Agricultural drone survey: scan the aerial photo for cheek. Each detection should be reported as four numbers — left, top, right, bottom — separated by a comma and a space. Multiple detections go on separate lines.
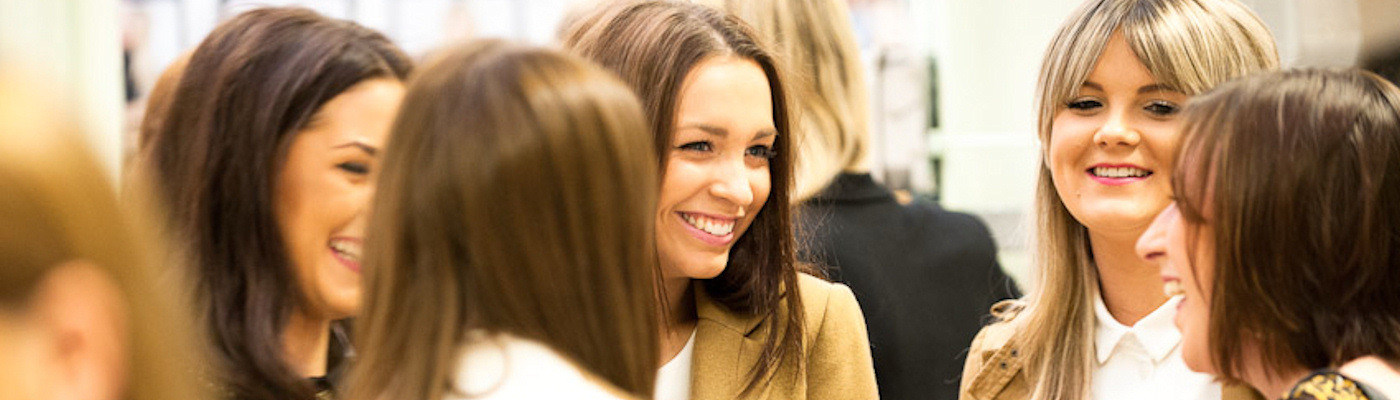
749, 165, 771, 209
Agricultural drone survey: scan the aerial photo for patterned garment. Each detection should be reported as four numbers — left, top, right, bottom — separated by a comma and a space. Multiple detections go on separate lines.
1286, 371, 1371, 400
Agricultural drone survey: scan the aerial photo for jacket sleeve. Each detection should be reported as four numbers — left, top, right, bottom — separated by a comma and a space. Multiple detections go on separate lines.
960, 325, 992, 399
805, 282, 879, 400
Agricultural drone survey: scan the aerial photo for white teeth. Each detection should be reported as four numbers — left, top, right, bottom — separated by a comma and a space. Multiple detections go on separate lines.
329, 240, 362, 261
1093, 166, 1150, 178
681, 213, 735, 236
1163, 281, 1184, 297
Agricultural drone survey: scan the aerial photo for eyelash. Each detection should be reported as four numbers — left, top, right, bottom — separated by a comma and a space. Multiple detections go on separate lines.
1067, 99, 1102, 110
337, 162, 370, 175
1145, 101, 1179, 116
675, 141, 777, 159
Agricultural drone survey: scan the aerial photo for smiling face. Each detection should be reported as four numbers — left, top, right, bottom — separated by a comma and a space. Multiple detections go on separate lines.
275, 78, 403, 320
655, 56, 778, 281
1049, 32, 1188, 236
1138, 203, 1216, 374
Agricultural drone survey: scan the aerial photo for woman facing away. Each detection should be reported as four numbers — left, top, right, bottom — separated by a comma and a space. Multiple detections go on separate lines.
960, 0, 1278, 399
344, 40, 660, 400
562, 1, 878, 399
713, 0, 1012, 399
140, 7, 411, 399
0, 72, 205, 400
1138, 69, 1400, 400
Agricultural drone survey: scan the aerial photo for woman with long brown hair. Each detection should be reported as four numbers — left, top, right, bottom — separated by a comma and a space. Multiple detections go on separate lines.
141, 7, 411, 399
345, 39, 659, 400
1137, 68, 1400, 400
562, 1, 877, 399
959, 1, 1278, 399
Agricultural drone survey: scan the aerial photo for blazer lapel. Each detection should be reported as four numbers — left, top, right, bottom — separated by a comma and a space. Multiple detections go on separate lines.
690, 282, 768, 400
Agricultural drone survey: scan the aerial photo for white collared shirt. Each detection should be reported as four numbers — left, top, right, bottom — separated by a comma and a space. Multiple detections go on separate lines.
1092, 294, 1221, 400
448, 332, 629, 400
654, 329, 696, 400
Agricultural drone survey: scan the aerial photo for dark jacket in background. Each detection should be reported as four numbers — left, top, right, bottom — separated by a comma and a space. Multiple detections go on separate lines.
797, 173, 1018, 400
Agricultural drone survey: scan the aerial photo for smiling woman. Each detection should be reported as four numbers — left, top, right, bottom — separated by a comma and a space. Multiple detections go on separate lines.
138, 7, 411, 400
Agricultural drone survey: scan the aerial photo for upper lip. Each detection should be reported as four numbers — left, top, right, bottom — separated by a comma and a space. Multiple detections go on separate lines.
678, 211, 741, 221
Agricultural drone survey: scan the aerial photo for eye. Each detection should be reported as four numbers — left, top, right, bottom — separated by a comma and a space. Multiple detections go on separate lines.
746, 144, 777, 159
1145, 100, 1179, 116
677, 141, 713, 152
1066, 98, 1103, 111
337, 162, 370, 175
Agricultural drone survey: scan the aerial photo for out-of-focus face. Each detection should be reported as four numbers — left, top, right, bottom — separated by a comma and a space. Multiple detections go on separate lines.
1137, 203, 1216, 373
275, 78, 403, 320
0, 311, 57, 400
1049, 32, 1188, 235
655, 56, 778, 282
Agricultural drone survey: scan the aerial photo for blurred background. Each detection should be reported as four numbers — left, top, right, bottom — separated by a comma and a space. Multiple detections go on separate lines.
2, 0, 1397, 289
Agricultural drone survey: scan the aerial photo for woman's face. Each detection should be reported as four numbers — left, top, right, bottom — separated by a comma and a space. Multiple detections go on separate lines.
1049, 32, 1188, 235
1137, 203, 1216, 373
655, 56, 778, 281
276, 78, 403, 320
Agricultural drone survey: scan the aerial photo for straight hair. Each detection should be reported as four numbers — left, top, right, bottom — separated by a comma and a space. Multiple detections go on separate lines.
140, 7, 411, 399
561, 0, 805, 394
1174, 68, 1400, 384
1018, 0, 1277, 398
346, 40, 660, 400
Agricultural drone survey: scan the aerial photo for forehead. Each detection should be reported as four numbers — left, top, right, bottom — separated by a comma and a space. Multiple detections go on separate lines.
674, 56, 775, 131
1082, 32, 1159, 91
302, 79, 404, 145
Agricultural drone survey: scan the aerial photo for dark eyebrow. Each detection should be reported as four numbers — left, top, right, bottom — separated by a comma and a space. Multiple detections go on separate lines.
678, 123, 778, 140
333, 141, 378, 156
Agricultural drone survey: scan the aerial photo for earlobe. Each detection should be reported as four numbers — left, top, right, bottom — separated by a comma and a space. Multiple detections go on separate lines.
32, 261, 130, 400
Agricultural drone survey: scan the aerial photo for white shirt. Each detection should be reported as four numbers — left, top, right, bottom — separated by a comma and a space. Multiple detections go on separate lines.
654, 329, 696, 400
447, 332, 629, 400
1092, 294, 1221, 400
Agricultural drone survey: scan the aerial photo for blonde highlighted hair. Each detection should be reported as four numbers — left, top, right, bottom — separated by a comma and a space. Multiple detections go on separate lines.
1018, 0, 1277, 398
716, 0, 872, 202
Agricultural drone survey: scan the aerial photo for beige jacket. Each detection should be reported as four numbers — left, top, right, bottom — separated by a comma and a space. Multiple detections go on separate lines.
959, 301, 1264, 400
689, 273, 879, 400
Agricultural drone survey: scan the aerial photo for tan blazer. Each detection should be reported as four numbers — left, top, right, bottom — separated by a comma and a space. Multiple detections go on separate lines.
689, 273, 879, 400
958, 301, 1264, 400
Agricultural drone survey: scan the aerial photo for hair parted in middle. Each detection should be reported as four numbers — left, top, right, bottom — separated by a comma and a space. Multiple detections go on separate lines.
1017, 0, 1278, 398
560, 0, 806, 393
346, 39, 660, 400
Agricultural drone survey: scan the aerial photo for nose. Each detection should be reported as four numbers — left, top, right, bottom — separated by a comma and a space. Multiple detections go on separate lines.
1136, 203, 1175, 264
1093, 108, 1142, 148
708, 157, 755, 208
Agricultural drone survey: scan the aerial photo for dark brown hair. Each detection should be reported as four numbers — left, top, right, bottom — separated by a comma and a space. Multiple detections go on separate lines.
345, 40, 659, 400
140, 7, 410, 399
561, 0, 804, 392
1174, 68, 1400, 383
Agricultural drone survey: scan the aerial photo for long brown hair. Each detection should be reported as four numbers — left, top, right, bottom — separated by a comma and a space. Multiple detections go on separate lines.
0, 74, 206, 400
346, 40, 660, 400
140, 7, 411, 399
561, 0, 804, 393
1174, 68, 1400, 383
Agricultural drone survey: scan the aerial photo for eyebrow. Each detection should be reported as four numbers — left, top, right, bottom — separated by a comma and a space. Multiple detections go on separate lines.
677, 123, 778, 140
333, 141, 378, 156
1080, 81, 1182, 95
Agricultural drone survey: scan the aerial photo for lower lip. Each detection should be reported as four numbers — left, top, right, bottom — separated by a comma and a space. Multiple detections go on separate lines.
1087, 171, 1150, 186
330, 248, 361, 273
677, 213, 735, 247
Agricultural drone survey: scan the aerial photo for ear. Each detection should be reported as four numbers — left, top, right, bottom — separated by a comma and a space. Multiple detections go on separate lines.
31, 261, 130, 400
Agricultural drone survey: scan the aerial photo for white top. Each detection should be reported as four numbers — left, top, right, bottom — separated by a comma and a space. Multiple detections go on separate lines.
447, 332, 629, 400
1091, 294, 1221, 400
653, 329, 696, 400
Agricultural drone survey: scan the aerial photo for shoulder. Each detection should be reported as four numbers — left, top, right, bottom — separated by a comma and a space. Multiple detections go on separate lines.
794, 273, 864, 338
961, 300, 1027, 393
448, 333, 636, 400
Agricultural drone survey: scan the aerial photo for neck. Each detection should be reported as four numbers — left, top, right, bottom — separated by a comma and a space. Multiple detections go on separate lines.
281, 310, 332, 378
1242, 363, 1307, 399
1089, 229, 1168, 326
658, 276, 697, 365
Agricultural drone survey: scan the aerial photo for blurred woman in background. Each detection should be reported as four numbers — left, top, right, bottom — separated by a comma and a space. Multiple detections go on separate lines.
345, 39, 660, 400
141, 7, 411, 399
0, 73, 204, 400
562, 1, 877, 399
960, 0, 1278, 399
1138, 68, 1400, 400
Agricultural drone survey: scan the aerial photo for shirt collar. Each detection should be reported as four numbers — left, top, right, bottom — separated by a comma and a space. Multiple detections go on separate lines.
1094, 293, 1183, 364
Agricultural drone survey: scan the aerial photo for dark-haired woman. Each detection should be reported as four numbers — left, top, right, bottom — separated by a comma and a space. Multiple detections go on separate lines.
1137, 68, 1400, 399
562, 1, 877, 399
140, 7, 410, 399
345, 39, 660, 400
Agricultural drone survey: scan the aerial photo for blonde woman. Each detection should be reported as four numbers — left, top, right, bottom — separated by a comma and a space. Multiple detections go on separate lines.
0, 74, 205, 400
714, 1, 1012, 399
345, 40, 659, 400
959, 0, 1277, 399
